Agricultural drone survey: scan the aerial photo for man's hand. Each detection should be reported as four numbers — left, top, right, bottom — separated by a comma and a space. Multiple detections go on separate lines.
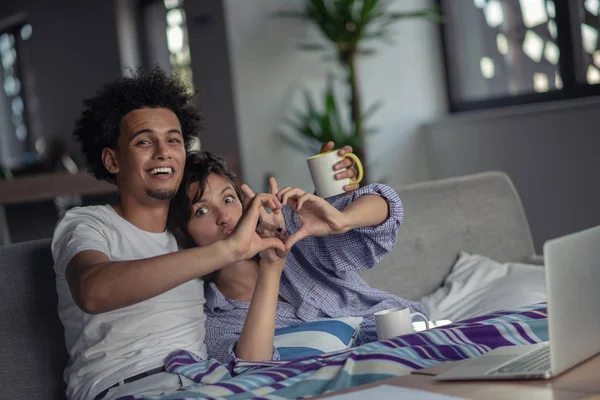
320, 141, 359, 193
277, 186, 350, 249
226, 193, 286, 261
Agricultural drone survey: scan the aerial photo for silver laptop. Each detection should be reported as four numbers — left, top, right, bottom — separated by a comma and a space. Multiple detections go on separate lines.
435, 225, 600, 381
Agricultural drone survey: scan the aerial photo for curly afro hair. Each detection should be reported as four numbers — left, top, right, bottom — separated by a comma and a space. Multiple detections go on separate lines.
73, 67, 203, 184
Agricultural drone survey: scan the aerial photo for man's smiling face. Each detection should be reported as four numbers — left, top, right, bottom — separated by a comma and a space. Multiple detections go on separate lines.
103, 107, 186, 204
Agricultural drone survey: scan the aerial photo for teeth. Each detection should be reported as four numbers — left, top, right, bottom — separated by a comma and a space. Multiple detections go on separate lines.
149, 167, 173, 175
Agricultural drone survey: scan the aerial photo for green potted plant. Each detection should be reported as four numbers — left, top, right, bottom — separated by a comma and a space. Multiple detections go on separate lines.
276, 0, 441, 183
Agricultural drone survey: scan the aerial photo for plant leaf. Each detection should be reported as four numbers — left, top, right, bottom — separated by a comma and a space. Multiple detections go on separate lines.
362, 100, 383, 121
386, 7, 444, 23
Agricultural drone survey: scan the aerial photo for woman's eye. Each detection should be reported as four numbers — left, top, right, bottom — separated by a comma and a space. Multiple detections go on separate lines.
195, 207, 209, 217
224, 195, 235, 204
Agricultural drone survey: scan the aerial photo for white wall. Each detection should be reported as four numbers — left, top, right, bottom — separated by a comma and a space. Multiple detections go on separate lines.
223, 0, 447, 192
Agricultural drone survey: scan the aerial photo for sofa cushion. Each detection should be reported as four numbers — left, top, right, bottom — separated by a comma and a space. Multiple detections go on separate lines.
0, 239, 68, 400
359, 171, 536, 300
419, 251, 546, 321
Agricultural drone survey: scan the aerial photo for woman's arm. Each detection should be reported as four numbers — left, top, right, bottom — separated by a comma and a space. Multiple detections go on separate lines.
282, 184, 403, 272
340, 194, 389, 231
235, 258, 285, 361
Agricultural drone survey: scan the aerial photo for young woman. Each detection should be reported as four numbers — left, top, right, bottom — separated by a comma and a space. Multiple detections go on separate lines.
168, 152, 424, 363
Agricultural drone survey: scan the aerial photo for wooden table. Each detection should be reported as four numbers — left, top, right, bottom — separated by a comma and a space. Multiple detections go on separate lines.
317, 354, 600, 399
0, 172, 117, 244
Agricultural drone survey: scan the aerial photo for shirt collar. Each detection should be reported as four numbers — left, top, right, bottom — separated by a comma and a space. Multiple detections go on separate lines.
204, 281, 235, 313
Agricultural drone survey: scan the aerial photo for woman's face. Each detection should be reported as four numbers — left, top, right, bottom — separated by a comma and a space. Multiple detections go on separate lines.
187, 173, 243, 247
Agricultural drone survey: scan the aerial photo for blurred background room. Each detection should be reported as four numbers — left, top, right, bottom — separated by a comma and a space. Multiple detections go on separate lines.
1, 0, 599, 254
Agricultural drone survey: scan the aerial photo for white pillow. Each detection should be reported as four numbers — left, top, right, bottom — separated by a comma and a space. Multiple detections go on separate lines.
420, 252, 546, 322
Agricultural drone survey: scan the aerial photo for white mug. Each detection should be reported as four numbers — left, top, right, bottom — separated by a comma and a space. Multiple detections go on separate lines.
374, 307, 431, 340
306, 150, 363, 198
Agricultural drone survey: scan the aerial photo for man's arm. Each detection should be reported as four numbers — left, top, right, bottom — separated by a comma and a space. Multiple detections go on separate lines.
65, 194, 286, 314
67, 242, 234, 314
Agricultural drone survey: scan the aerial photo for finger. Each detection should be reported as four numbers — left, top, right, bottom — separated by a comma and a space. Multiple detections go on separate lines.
285, 230, 307, 249
335, 168, 355, 181
261, 237, 287, 253
276, 186, 295, 203
333, 157, 353, 171
259, 206, 269, 221
242, 185, 272, 216
248, 193, 276, 211
281, 188, 306, 207
241, 184, 256, 208
255, 193, 282, 213
241, 183, 255, 198
295, 193, 314, 211
237, 195, 263, 229
269, 178, 282, 213
243, 195, 277, 229
320, 141, 334, 153
276, 186, 295, 202
269, 177, 279, 196
337, 145, 353, 157
343, 183, 360, 193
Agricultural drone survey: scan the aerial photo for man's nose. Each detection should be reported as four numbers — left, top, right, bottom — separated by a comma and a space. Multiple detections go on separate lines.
155, 141, 172, 160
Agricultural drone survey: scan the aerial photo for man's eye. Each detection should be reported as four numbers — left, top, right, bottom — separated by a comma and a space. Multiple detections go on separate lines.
137, 140, 150, 145
195, 207, 208, 217
169, 138, 181, 143
224, 195, 235, 204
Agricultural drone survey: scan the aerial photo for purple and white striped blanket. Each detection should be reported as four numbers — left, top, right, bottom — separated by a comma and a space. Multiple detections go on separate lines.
127, 303, 548, 400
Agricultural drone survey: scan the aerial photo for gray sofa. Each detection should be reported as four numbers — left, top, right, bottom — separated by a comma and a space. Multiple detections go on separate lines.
360, 171, 536, 301
0, 171, 535, 400
0, 237, 68, 400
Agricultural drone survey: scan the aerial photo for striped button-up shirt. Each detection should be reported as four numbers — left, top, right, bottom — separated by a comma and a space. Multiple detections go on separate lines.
204, 184, 424, 363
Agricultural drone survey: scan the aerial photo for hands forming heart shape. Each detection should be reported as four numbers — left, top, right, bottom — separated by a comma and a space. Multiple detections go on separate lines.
241, 177, 350, 259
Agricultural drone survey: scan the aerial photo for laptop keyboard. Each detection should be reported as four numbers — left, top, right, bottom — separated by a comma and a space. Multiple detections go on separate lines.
488, 345, 551, 374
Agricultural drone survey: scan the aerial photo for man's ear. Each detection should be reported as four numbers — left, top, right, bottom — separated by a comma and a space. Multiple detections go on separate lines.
101, 147, 120, 174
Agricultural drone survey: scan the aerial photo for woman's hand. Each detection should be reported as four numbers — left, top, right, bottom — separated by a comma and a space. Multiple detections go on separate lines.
242, 178, 289, 263
277, 186, 350, 249
225, 193, 286, 261
320, 141, 359, 193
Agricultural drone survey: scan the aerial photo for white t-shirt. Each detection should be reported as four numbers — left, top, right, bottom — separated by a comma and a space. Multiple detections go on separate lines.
51, 205, 207, 400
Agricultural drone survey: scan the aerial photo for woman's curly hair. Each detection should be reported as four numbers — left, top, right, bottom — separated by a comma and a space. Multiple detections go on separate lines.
168, 151, 243, 250
73, 67, 203, 184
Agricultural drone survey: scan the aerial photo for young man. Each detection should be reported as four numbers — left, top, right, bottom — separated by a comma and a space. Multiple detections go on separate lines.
52, 68, 358, 400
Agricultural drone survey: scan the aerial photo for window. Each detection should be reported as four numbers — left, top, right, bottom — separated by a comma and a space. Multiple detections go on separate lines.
578, 0, 600, 84
138, 0, 199, 150
440, 0, 600, 111
0, 22, 35, 169
164, 0, 194, 93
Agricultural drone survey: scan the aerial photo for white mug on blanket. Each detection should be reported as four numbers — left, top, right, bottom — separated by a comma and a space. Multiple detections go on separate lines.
374, 307, 430, 340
